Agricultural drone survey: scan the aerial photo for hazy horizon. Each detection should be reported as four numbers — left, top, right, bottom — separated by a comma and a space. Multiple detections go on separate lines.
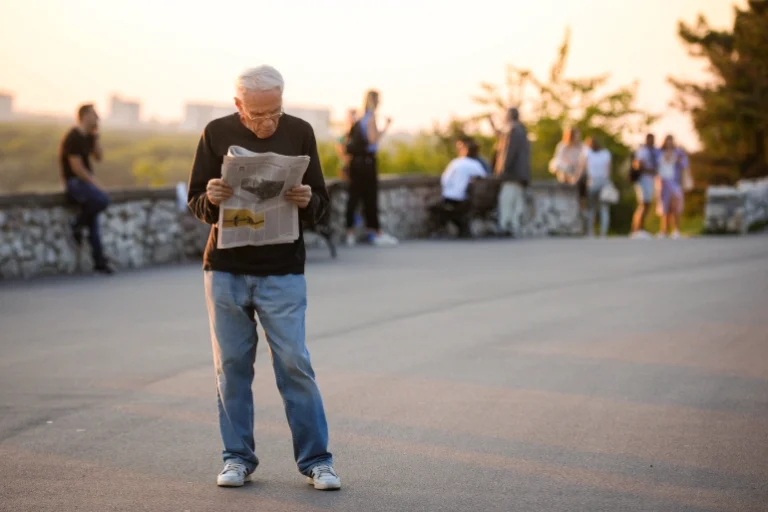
0, 0, 744, 148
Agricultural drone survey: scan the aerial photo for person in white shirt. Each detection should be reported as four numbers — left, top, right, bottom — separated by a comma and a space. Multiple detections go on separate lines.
574, 136, 612, 237
433, 136, 488, 237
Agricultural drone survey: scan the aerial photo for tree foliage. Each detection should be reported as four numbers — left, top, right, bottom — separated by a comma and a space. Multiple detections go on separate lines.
0, 122, 446, 194
471, 27, 656, 178
670, 0, 768, 180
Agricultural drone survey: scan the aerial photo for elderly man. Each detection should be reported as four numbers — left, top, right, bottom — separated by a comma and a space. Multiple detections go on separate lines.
187, 65, 340, 490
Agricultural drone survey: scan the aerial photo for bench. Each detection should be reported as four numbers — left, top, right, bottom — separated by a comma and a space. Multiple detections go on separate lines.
427, 178, 502, 238
302, 207, 337, 259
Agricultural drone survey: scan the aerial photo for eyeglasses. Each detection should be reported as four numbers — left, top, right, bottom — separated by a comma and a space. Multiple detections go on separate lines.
242, 108, 284, 123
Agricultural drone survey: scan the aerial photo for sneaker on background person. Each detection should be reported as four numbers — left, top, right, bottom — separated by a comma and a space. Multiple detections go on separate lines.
629, 230, 652, 240
370, 232, 398, 247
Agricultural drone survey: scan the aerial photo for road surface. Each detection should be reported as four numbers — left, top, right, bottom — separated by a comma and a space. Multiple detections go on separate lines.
1, 236, 767, 511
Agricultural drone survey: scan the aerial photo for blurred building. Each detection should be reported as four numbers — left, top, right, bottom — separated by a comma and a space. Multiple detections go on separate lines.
180, 102, 236, 132
284, 105, 332, 141
180, 101, 332, 140
0, 93, 13, 120
106, 94, 141, 127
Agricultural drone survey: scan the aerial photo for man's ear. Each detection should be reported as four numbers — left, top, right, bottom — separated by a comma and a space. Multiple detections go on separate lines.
233, 97, 242, 110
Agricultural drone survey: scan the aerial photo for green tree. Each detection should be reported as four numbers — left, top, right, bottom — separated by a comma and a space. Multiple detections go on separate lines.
132, 156, 167, 187
472, 27, 656, 178
669, 0, 768, 181
470, 28, 658, 233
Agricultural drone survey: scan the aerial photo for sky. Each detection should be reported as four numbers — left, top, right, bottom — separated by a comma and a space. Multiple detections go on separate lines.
0, 0, 744, 149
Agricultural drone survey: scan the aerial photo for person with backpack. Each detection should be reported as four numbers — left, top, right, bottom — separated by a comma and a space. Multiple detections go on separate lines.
343, 89, 398, 247
335, 109, 357, 182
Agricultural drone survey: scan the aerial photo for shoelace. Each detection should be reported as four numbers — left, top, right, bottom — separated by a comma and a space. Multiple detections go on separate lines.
222, 462, 247, 475
312, 464, 336, 478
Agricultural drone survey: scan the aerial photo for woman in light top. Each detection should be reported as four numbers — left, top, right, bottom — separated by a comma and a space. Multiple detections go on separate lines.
549, 127, 587, 199
575, 136, 612, 237
656, 135, 689, 239
344, 89, 398, 247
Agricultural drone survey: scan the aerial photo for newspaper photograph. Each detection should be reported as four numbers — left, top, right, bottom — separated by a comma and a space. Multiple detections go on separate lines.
216, 146, 310, 249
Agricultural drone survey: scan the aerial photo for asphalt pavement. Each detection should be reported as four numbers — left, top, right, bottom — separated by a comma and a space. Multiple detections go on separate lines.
1, 235, 767, 511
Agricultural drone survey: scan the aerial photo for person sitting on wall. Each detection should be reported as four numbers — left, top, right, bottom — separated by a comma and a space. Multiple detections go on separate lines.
58, 103, 114, 274
429, 136, 488, 238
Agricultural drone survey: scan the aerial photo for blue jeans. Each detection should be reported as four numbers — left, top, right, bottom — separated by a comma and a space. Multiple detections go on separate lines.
65, 178, 110, 265
203, 271, 332, 475
586, 185, 610, 237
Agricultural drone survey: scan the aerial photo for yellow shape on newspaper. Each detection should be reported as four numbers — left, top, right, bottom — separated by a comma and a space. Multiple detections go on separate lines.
221, 209, 265, 230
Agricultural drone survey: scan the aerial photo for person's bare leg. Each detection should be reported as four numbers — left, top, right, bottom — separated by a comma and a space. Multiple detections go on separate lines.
659, 213, 669, 236
670, 196, 681, 236
639, 203, 649, 231
670, 214, 679, 233
631, 204, 644, 233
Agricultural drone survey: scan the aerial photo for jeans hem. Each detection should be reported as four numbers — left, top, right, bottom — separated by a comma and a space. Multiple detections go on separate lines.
303, 458, 334, 477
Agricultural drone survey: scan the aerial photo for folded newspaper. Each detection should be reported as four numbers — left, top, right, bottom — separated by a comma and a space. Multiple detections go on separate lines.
216, 146, 310, 249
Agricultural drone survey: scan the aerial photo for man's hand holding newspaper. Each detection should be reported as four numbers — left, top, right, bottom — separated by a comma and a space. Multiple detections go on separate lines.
283, 184, 312, 208
214, 146, 310, 249
206, 178, 233, 205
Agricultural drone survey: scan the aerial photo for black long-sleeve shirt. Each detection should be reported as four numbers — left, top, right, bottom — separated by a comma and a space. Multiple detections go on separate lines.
187, 113, 329, 276
497, 122, 531, 186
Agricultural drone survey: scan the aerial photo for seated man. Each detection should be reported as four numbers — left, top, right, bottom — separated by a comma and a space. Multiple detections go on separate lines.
431, 136, 488, 238
59, 103, 113, 274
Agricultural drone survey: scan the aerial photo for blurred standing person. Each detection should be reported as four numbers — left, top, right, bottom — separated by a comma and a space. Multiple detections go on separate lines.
630, 133, 659, 239
549, 127, 587, 200
343, 89, 398, 247
58, 103, 113, 274
493, 107, 531, 237
576, 136, 612, 237
656, 135, 689, 239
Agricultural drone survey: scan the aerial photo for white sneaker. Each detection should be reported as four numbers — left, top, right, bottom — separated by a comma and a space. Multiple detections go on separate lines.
307, 463, 341, 490
217, 462, 252, 487
345, 233, 356, 247
656, 232, 667, 239
670, 230, 681, 240
630, 230, 651, 240
372, 232, 398, 247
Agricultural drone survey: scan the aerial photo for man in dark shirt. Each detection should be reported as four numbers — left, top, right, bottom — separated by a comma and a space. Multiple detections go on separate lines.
493, 107, 531, 237
59, 103, 112, 273
187, 65, 340, 490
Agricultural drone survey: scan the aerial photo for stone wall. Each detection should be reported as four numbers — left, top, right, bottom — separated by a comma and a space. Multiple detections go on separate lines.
0, 189, 209, 279
0, 175, 582, 280
327, 176, 583, 240
704, 177, 768, 234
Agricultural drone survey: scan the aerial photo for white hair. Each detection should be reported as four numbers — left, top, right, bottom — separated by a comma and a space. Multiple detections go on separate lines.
235, 65, 284, 96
